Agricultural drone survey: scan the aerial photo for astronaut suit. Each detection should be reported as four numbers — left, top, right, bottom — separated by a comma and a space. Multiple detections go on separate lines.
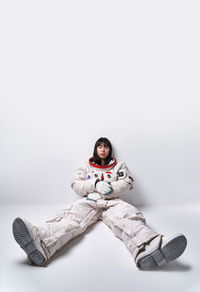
17, 157, 164, 268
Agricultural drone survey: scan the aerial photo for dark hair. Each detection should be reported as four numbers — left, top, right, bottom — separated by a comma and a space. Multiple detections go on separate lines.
91, 137, 113, 166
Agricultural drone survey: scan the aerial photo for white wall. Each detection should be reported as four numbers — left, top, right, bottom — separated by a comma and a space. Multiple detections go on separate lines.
1, 0, 200, 206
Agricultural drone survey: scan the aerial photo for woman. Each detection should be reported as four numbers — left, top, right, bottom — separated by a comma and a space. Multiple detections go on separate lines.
12, 137, 187, 270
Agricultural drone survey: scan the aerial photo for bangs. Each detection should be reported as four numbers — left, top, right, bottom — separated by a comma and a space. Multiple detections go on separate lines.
96, 139, 110, 147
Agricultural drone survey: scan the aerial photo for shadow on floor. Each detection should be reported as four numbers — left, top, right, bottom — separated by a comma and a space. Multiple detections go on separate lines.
144, 260, 192, 272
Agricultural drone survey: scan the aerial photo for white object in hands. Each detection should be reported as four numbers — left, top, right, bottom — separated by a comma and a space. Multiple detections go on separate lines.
96, 181, 112, 195
87, 192, 102, 201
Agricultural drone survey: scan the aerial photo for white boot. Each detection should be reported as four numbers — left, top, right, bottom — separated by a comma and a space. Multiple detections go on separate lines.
137, 233, 187, 270
12, 217, 47, 266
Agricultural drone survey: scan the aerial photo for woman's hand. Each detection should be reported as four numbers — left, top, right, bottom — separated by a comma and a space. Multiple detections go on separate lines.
87, 192, 102, 201
95, 181, 113, 195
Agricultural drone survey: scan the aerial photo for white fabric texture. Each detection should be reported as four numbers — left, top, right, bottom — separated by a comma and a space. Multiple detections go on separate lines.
70, 159, 134, 199
87, 192, 102, 201
95, 181, 112, 195
34, 158, 162, 265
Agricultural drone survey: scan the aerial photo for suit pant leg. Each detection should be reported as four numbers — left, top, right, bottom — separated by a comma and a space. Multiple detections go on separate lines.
101, 199, 162, 265
36, 198, 99, 259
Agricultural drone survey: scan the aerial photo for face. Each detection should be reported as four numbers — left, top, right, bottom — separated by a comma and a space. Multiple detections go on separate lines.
96, 142, 110, 160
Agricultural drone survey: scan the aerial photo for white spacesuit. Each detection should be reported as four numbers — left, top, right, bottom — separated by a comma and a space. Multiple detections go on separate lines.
12, 157, 187, 269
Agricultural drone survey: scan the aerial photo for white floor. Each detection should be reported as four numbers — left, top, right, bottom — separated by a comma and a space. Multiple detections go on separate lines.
1, 203, 200, 292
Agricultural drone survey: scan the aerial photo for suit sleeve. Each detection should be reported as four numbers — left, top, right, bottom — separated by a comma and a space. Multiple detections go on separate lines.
70, 164, 99, 197
102, 162, 134, 199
